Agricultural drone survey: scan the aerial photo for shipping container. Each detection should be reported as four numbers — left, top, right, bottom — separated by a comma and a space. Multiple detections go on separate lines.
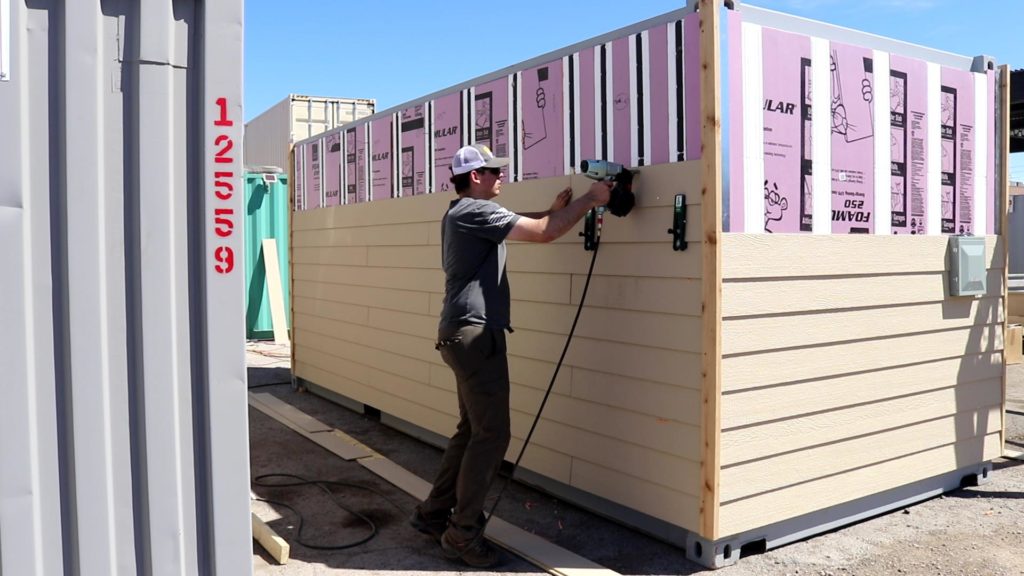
244, 93, 375, 173
0, 1, 251, 575
245, 170, 291, 340
289, 0, 1012, 569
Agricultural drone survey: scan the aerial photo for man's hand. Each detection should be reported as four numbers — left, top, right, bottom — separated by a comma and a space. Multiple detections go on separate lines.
508, 180, 614, 244
549, 187, 573, 213
586, 180, 613, 208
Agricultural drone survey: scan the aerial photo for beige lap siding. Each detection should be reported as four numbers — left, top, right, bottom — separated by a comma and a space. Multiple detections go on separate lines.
292, 161, 706, 532
718, 234, 1005, 537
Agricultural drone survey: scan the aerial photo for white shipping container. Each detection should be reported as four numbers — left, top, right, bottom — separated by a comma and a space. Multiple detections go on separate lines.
0, 2, 251, 575
244, 93, 375, 171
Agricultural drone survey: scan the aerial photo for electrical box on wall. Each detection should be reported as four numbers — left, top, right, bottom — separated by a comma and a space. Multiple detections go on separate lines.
948, 236, 987, 297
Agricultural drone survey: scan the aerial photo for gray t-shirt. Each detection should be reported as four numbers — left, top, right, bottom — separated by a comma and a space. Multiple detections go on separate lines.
439, 197, 521, 331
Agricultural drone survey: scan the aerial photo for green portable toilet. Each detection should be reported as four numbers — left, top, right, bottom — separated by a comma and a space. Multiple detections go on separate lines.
244, 169, 290, 340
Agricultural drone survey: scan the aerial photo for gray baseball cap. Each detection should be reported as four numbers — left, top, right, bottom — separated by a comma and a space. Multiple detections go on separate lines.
451, 144, 510, 175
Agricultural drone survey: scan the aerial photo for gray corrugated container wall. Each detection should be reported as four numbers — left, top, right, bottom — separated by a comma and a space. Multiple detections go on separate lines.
0, 2, 251, 575
243, 94, 375, 171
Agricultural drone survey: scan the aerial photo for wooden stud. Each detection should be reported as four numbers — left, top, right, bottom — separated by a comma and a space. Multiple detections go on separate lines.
698, 0, 723, 542
1000, 65, 1011, 454
262, 238, 290, 344
251, 511, 290, 564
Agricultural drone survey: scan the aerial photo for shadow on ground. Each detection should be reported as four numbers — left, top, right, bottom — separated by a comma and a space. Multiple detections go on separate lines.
247, 365, 704, 575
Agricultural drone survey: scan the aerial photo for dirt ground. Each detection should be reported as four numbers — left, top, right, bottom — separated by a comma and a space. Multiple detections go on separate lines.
247, 342, 1024, 575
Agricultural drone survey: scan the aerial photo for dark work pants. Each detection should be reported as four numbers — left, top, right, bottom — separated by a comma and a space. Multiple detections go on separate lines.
420, 324, 511, 533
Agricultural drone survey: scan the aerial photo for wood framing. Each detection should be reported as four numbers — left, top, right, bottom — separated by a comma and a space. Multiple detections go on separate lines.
698, 0, 723, 542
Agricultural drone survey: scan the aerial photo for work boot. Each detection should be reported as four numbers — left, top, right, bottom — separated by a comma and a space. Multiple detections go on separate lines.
440, 526, 502, 568
409, 507, 449, 542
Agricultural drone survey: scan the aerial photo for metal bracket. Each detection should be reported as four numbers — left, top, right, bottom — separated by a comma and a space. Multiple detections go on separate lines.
667, 194, 688, 251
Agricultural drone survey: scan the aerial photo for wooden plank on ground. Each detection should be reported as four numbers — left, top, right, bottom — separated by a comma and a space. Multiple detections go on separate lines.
251, 392, 331, 433
358, 455, 620, 576
250, 391, 621, 576
262, 238, 290, 345
252, 512, 290, 564
486, 517, 620, 576
358, 456, 431, 500
307, 430, 375, 461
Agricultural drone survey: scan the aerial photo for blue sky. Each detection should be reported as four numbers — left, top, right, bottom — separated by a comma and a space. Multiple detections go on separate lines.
244, 0, 1022, 180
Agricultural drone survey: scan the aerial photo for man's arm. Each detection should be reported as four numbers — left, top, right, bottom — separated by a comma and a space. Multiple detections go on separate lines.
506, 181, 612, 243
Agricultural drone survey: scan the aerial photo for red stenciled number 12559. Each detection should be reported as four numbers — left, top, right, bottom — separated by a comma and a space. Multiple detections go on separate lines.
213, 97, 236, 274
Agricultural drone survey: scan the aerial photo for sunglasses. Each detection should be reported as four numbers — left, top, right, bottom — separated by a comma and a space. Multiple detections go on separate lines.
476, 167, 503, 176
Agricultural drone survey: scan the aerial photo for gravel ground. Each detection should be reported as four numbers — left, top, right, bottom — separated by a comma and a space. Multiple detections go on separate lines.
247, 342, 1024, 575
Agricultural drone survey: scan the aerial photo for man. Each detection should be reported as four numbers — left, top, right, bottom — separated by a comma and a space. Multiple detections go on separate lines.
409, 144, 612, 568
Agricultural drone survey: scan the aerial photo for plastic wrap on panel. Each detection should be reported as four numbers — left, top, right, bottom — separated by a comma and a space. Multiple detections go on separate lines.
939, 67, 976, 236
345, 127, 358, 203
306, 139, 322, 210
829, 41, 876, 233
726, 9, 998, 235
355, 123, 369, 203
370, 116, 394, 200
761, 27, 812, 234
520, 59, 565, 180
889, 55, 930, 235
432, 91, 463, 193
400, 104, 429, 196
324, 132, 342, 206
294, 142, 306, 210
471, 76, 511, 160
291, 8, 703, 210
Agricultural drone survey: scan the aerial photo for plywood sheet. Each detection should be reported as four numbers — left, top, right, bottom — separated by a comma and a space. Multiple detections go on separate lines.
510, 242, 701, 279
722, 324, 1003, 390
292, 296, 370, 326
507, 327, 701, 387
570, 276, 703, 316
295, 328, 432, 384
292, 222, 432, 247
722, 352, 1002, 426
721, 407, 1001, 501
295, 314, 439, 365
722, 379, 1002, 464
293, 266, 444, 291
512, 300, 701, 352
723, 270, 1004, 317
722, 234, 1004, 279
570, 459, 701, 531
723, 298, 1003, 354
719, 433, 1002, 536
571, 368, 702, 425
291, 246, 369, 266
